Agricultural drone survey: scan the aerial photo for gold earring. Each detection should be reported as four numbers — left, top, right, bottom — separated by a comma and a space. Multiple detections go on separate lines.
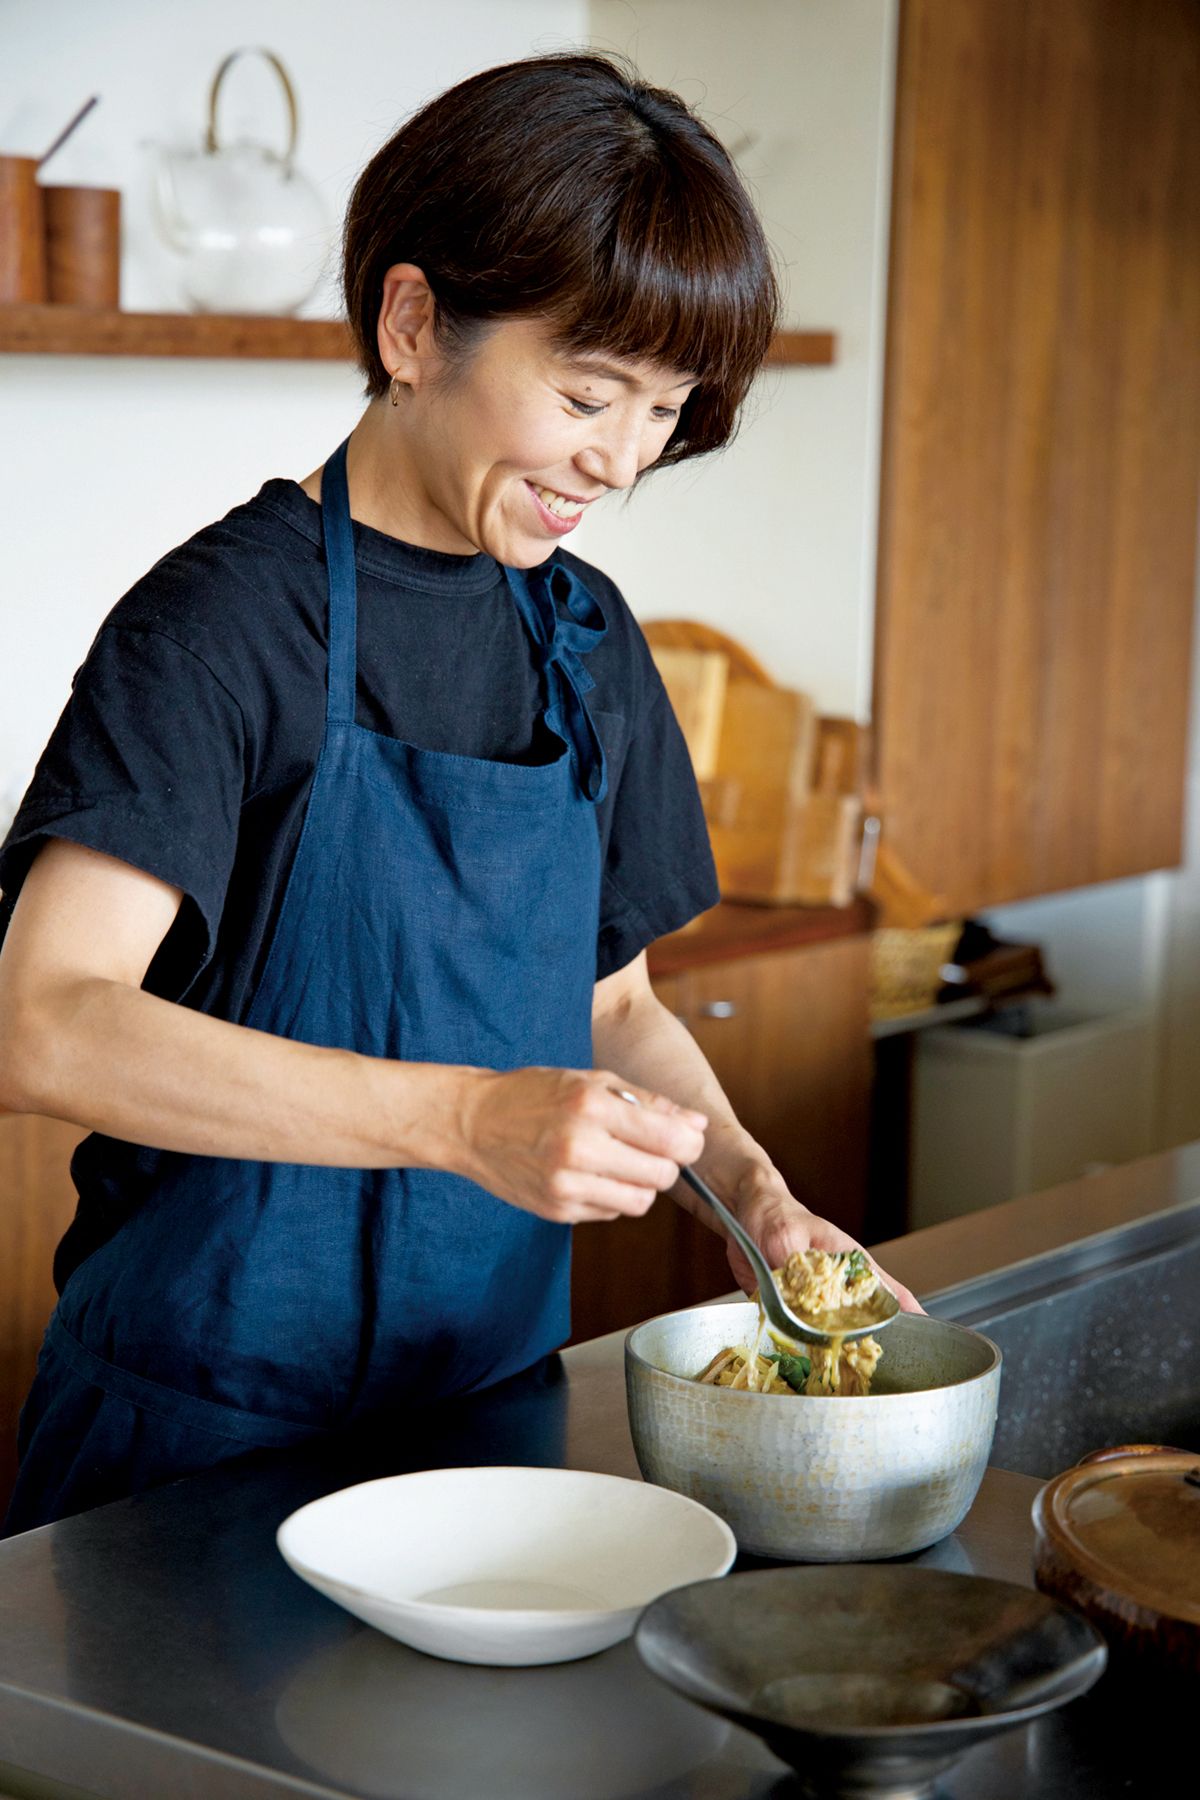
389, 372, 405, 406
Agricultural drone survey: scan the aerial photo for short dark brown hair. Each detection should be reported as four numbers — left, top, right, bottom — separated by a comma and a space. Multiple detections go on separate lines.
342, 52, 780, 470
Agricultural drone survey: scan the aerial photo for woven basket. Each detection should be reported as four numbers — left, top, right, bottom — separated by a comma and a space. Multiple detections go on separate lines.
869, 922, 963, 1021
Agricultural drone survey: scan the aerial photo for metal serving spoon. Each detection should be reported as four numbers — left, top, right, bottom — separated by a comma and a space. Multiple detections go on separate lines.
613, 1088, 899, 1349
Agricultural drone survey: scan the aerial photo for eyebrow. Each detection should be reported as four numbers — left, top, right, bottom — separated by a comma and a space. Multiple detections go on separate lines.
566, 357, 698, 392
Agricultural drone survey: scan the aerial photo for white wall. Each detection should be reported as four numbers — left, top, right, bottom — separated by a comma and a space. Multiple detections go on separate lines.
582, 0, 899, 717
982, 880, 1165, 1018
2, 0, 898, 819
2, 0, 896, 792
0, 0, 588, 820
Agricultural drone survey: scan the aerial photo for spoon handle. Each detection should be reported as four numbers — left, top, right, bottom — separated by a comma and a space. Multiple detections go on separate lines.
609, 1091, 747, 1249
610, 1087, 822, 1344
676, 1166, 768, 1279
39, 95, 99, 171
674, 1166, 824, 1344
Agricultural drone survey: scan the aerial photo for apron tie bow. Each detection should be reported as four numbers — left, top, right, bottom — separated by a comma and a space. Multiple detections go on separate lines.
506, 559, 609, 804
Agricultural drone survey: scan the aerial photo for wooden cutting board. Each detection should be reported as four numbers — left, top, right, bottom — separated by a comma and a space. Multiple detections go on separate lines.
814, 717, 870, 796
707, 683, 851, 904
644, 619, 866, 906
648, 646, 728, 781
642, 618, 776, 686
780, 792, 864, 907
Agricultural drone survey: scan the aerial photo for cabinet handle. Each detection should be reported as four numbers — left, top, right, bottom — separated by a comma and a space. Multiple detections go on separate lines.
698, 999, 738, 1020
858, 813, 881, 892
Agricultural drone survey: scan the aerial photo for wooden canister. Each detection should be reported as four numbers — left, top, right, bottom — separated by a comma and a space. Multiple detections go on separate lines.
0, 155, 47, 302
1032, 1446, 1200, 1702
43, 185, 121, 306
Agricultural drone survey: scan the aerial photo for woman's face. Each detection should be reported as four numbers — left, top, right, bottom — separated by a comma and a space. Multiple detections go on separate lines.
391, 313, 698, 567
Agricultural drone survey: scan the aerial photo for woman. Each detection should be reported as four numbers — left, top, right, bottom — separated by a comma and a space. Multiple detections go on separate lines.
0, 52, 918, 1535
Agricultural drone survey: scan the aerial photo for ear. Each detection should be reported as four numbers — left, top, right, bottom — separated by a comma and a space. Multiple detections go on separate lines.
377, 263, 438, 390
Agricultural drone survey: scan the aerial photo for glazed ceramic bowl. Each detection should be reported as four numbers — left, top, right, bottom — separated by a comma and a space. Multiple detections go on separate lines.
635, 1566, 1107, 1800
277, 1465, 736, 1666
625, 1302, 1001, 1561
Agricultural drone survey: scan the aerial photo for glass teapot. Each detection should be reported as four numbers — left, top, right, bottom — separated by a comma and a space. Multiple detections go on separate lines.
149, 47, 329, 315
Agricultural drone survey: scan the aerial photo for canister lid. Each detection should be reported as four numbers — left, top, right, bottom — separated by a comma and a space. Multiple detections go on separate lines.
1033, 1447, 1200, 1624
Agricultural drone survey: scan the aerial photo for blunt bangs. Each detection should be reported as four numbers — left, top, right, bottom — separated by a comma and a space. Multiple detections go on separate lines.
343, 52, 780, 468
541, 155, 779, 470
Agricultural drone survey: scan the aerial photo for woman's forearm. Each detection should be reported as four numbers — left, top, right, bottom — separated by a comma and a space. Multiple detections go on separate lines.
0, 843, 708, 1220
1, 972, 471, 1170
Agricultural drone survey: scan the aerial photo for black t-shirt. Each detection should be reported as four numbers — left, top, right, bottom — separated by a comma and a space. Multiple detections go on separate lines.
0, 477, 718, 1027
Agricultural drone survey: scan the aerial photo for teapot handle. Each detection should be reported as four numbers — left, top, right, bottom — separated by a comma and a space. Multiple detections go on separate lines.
205, 46, 300, 167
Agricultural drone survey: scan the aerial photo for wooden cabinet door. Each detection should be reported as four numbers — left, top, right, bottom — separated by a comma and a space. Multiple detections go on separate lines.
874, 0, 1200, 912
681, 937, 870, 1237
0, 1115, 85, 1518
569, 938, 871, 1344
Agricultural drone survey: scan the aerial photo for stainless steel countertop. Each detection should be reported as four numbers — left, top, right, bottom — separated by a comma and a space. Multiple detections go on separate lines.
7, 1146, 1200, 1799
0, 1340, 1173, 1800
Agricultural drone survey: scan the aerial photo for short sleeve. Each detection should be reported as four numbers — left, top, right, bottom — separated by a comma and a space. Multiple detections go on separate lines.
596, 674, 719, 979
0, 625, 246, 966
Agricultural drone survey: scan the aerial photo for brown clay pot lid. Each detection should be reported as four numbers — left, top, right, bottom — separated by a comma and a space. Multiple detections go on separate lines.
1033, 1446, 1200, 1625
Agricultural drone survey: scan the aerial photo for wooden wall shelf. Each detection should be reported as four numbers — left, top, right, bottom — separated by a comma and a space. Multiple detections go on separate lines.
772, 330, 836, 366
0, 305, 836, 366
0, 306, 350, 361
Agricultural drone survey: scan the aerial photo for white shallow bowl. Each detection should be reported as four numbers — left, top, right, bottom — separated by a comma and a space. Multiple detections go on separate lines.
627, 1303, 1001, 1562
277, 1465, 736, 1666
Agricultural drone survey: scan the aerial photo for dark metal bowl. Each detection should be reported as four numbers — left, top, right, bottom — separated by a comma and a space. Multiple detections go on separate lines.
635, 1566, 1106, 1800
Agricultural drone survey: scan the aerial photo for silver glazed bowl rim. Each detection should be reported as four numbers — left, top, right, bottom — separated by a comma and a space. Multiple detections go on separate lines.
625, 1301, 1002, 1401
625, 1304, 1003, 1562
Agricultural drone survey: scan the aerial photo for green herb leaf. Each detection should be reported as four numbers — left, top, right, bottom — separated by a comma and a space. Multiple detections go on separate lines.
774, 1353, 812, 1392
844, 1249, 869, 1283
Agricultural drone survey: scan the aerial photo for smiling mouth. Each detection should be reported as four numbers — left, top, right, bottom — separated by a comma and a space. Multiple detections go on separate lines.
527, 482, 591, 520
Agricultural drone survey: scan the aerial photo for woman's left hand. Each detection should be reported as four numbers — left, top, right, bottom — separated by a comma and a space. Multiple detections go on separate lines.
726, 1167, 925, 1317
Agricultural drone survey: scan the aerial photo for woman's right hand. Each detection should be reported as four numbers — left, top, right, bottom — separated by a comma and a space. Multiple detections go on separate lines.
452, 1067, 707, 1223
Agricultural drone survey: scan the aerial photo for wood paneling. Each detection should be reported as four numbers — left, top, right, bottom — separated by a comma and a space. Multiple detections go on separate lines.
570, 936, 872, 1343
0, 306, 838, 367
682, 936, 871, 1228
874, 0, 1200, 913
0, 1116, 85, 1517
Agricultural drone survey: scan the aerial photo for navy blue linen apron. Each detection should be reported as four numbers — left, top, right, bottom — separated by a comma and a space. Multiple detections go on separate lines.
4, 439, 608, 1535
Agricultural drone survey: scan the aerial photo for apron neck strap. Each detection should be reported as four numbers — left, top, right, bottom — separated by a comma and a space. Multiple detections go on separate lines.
319, 445, 608, 803
320, 438, 358, 726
